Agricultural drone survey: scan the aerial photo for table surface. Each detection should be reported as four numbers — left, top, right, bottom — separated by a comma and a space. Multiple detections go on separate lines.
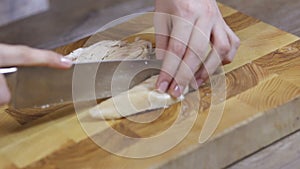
1, 0, 299, 48
219, 1, 300, 168
0, 2, 299, 169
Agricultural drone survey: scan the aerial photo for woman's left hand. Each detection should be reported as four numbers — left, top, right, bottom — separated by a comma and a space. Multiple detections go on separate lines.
154, 0, 240, 97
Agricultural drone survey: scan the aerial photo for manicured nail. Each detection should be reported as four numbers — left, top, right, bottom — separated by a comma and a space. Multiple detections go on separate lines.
158, 81, 169, 93
171, 85, 183, 98
60, 57, 73, 66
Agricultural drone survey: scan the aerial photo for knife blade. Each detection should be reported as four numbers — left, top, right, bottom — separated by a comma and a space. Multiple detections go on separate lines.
4, 59, 162, 109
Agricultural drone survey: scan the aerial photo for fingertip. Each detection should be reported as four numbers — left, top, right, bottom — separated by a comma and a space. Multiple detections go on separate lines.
46, 51, 73, 69
168, 82, 184, 98
59, 57, 73, 68
50, 51, 69, 65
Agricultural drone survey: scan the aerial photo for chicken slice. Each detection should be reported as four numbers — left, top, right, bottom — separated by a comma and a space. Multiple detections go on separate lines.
66, 39, 152, 62
89, 76, 188, 120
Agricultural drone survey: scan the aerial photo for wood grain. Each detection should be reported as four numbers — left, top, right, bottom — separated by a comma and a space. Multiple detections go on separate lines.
253, 40, 300, 74
224, 22, 299, 72
237, 77, 300, 111
224, 12, 260, 32
0, 3, 299, 169
159, 98, 300, 169
279, 65, 300, 88
225, 63, 274, 99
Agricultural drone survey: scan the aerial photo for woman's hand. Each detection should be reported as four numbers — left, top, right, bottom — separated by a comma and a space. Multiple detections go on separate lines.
154, 0, 240, 97
0, 44, 72, 105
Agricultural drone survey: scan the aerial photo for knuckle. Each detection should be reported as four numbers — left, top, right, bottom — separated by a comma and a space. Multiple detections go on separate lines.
177, 1, 195, 17
234, 36, 241, 48
205, 5, 217, 17
198, 68, 209, 80
187, 52, 199, 64
192, 47, 206, 60
169, 41, 186, 57
216, 42, 231, 56
176, 64, 197, 84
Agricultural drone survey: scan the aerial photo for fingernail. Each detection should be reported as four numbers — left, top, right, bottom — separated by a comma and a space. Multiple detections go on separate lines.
158, 81, 169, 93
171, 85, 184, 98
60, 57, 73, 66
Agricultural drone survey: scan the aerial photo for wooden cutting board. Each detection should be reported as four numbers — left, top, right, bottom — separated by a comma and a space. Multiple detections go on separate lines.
0, 3, 299, 169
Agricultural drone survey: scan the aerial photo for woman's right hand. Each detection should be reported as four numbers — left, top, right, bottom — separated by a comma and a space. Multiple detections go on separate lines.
0, 44, 73, 105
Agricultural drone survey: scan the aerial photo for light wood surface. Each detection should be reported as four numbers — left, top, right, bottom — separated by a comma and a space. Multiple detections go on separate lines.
218, 0, 300, 37
227, 130, 300, 169
0, 3, 299, 169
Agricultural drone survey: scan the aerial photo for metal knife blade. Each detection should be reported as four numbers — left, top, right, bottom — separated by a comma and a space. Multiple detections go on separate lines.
5, 59, 162, 109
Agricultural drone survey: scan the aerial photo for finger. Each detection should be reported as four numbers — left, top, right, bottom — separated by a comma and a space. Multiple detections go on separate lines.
211, 25, 231, 62
154, 12, 171, 60
169, 18, 212, 97
192, 25, 231, 88
156, 16, 194, 93
193, 48, 222, 88
0, 74, 11, 106
0, 44, 72, 68
222, 27, 240, 65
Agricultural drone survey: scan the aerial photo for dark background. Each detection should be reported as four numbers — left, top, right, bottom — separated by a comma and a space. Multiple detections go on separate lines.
0, 0, 299, 49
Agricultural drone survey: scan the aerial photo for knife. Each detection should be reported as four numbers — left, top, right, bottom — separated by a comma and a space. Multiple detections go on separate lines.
2, 59, 162, 109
